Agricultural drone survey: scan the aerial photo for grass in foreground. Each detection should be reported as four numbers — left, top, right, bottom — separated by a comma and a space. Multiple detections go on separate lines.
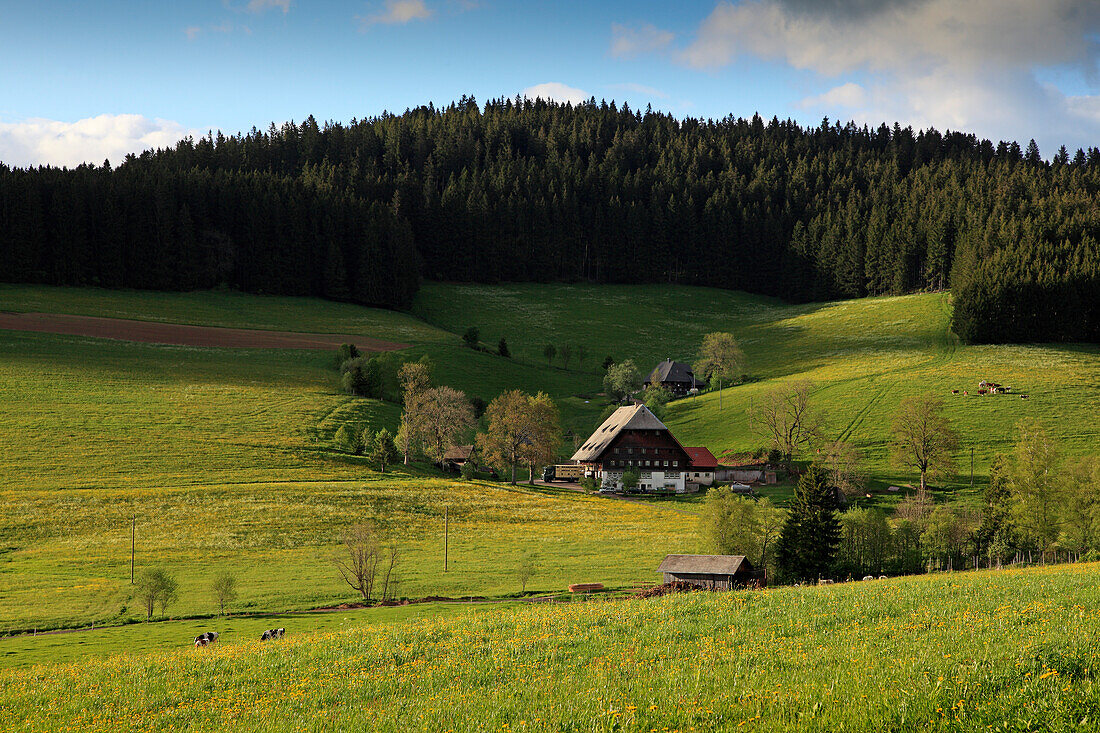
4, 563, 1099, 731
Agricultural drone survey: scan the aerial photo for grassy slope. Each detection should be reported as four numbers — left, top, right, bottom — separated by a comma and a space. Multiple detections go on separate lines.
414, 282, 1100, 495
5, 564, 1099, 732
0, 285, 659, 640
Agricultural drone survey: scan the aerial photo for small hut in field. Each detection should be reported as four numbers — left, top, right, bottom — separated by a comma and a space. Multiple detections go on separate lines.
656, 554, 761, 589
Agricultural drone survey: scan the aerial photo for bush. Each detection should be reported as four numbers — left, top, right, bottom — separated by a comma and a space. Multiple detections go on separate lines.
579, 476, 600, 492
335, 343, 360, 369
498, 338, 510, 358
462, 327, 480, 348
342, 357, 382, 398
460, 461, 478, 480
470, 396, 487, 419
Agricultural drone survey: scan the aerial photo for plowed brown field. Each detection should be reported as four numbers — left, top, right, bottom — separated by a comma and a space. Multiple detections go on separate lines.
0, 312, 409, 351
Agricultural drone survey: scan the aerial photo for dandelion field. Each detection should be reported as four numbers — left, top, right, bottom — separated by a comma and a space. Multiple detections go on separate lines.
4, 564, 1100, 732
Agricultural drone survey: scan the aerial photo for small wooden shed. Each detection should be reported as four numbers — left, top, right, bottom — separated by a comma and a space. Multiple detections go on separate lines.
656, 554, 760, 589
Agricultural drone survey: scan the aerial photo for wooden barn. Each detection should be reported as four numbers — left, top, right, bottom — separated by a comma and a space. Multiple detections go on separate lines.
657, 554, 760, 589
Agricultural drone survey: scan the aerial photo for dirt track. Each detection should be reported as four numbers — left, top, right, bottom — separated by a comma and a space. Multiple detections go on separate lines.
0, 312, 410, 351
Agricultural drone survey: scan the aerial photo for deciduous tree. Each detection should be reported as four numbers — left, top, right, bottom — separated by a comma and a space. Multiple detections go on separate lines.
398, 358, 433, 465
694, 332, 745, 409
603, 359, 641, 404
135, 568, 179, 620
478, 390, 560, 484
890, 395, 958, 496
751, 381, 822, 465
210, 571, 237, 616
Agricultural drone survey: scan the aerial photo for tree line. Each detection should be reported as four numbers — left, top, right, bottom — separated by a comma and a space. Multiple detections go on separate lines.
2, 97, 1097, 341
0, 163, 420, 309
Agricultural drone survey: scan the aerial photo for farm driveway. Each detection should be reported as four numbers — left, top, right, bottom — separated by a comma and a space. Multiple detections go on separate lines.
0, 312, 409, 351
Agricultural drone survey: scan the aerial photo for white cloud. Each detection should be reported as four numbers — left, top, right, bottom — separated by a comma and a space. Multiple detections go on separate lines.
360, 0, 433, 27
610, 23, 674, 58
609, 82, 669, 100
798, 82, 867, 109
184, 25, 202, 40
247, 0, 292, 13
0, 114, 199, 169
678, 0, 1100, 151
521, 82, 589, 106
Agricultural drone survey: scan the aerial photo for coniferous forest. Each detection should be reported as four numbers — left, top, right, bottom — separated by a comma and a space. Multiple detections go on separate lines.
1, 97, 1097, 342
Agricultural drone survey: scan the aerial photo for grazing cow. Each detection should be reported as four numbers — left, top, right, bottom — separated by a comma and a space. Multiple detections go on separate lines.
194, 631, 219, 647
260, 628, 286, 641
862, 575, 875, 581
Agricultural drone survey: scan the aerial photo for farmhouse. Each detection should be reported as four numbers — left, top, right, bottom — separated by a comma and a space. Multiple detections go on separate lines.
684, 446, 718, 486
643, 359, 707, 397
571, 404, 693, 492
657, 554, 760, 589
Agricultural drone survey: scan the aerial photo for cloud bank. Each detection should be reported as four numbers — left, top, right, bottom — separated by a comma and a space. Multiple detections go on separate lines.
521, 82, 589, 106
0, 114, 198, 168
676, 0, 1100, 152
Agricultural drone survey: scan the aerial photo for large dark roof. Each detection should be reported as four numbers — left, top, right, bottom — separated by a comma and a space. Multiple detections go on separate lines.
657, 554, 753, 575
645, 359, 704, 387
570, 404, 669, 462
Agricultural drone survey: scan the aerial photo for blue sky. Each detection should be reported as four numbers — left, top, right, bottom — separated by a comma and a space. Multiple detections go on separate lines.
2, 0, 1099, 166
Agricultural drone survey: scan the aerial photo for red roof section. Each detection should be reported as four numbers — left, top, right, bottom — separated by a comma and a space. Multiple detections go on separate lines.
684, 447, 718, 469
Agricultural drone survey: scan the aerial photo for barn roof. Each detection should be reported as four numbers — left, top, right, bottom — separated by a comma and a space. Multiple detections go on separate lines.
684, 446, 718, 469
645, 359, 704, 387
570, 404, 670, 462
657, 554, 753, 575
443, 444, 475, 462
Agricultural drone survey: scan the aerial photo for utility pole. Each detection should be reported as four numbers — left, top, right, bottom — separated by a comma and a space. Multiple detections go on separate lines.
444, 506, 449, 573
130, 516, 136, 584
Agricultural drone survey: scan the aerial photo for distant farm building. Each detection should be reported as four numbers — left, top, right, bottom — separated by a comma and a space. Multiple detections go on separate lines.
643, 359, 707, 397
571, 404, 692, 493
657, 554, 761, 589
684, 446, 718, 487
442, 444, 477, 472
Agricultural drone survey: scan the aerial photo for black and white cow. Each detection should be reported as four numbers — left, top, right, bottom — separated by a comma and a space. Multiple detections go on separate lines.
260, 628, 285, 641
194, 631, 219, 647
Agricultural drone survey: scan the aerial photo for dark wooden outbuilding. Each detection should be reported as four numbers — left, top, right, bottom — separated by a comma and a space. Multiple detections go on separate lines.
656, 554, 761, 589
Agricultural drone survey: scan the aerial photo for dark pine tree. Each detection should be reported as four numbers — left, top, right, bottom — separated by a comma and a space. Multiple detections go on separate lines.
776, 465, 842, 583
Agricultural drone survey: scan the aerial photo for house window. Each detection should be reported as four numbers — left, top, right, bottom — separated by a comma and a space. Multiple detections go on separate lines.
664, 460, 669, 467
645, 460, 651, 467
673, 461, 679, 468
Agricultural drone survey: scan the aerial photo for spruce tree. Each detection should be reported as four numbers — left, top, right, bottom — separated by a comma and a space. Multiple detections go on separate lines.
776, 465, 841, 583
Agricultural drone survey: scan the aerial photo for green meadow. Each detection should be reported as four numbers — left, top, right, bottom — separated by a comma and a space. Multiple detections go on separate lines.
414, 282, 1100, 490
1, 281, 1097, 669
4, 563, 1099, 732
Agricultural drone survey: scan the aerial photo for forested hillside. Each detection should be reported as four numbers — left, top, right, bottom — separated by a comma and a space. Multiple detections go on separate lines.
1, 97, 1097, 341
